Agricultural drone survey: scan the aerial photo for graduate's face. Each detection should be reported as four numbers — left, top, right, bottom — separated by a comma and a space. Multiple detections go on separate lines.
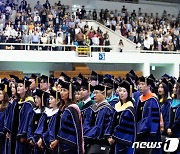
11, 83, 16, 96
158, 84, 165, 96
94, 90, 105, 103
57, 84, 62, 92
35, 95, 41, 107
119, 87, 128, 101
107, 89, 113, 97
49, 96, 58, 108
80, 88, 89, 100
0, 90, 4, 101
139, 82, 148, 94
29, 78, 36, 90
173, 84, 176, 94
40, 80, 48, 91
74, 91, 81, 102
60, 88, 69, 100
90, 80, 98, 87
17, 83, 27, 95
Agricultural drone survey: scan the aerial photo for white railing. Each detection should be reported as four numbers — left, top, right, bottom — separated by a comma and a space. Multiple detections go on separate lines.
0, 43, 179, 56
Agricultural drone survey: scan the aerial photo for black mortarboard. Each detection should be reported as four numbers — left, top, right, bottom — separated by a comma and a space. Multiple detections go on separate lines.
30, 74, 39, 86
73, 81, 81, 91
40, 75, 52, 83
80, 80, 89, 90
119, 80, 131, 92
89, 71, 98, 81
77, 73, 84, 81
17, 79, 32, 87
139, 76, 155, 90
103, 78, 113, 89
50, 89, 61, 100
0, 83, 6, 92
162, 74, 170, 79
9, 75, 19, 82
60, 72, 71, 82
94, 84, 105, 91
161, 78, 169, 87
1, 78, 9, 85
59, 80, 76, 99
169, 77, 176, 85
149, 74, 156, 82
126, 70, 136, 80
34, 89, 44, 98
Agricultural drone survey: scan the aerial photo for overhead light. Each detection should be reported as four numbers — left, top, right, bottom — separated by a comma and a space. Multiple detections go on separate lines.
152, 66, 155, 71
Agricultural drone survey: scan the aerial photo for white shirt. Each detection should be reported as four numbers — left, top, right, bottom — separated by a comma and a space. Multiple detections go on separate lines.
45, 108, 59, 117
82, 97, 91, 105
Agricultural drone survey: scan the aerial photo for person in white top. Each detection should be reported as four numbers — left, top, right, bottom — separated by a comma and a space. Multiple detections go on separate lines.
144, 37, 150, 50
56, 33, 64, 51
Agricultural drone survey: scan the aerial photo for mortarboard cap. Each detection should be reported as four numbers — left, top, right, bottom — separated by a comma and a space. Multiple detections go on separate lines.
17, 79, 32, 88
139, 76, 155, 90
60, 72, 71, 82
50, 89, 61, 100
94, 84, 105, 91
40, 75, 52, 83
77, 73, 84, 81
148, 74, 156, 82
119, 80, 132, 96
9, 75, 19, 82
0, 83, 6, 92
89, 71, 98, 81
162, 74, 170, 79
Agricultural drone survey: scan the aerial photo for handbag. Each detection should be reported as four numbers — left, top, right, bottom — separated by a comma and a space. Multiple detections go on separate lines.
86, 144, 110, 154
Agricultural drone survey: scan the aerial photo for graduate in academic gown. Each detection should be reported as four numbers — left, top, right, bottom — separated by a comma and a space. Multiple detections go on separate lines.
0, 84, 9, 154
36, 89, 61, 154
55, 80, 84, 154
167, 80, 180, 144
29, 74, 39, 97
110, 80, 136, 154
103, 76, 119, 107
136, 76, 161, 154
27, 89, 49, 154
157, 78, 172, 137
78, 79, 95, 111
4, 79, 35, 154
83, 84, 115, 154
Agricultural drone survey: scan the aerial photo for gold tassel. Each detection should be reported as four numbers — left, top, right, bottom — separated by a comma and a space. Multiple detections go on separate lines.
36, 77, 38, 87
104, 86, 106, 98
69, 83, 72, 100
42, 92, 44, 107
4, 85, 7, 93
88, 83, 91, 93
130, 85, 132, 98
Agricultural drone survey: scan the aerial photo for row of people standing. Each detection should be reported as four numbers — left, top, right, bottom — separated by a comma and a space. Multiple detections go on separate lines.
0, 70, 180, 154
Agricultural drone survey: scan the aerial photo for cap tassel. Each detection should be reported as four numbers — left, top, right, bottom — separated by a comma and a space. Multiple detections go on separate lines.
42, 92, 44, 107
130, 85, 132, 98
48, 77, 49, 85
36, 77, 39, 87
145, 77, 147, 85
4, 85, 7, 93
104, 86, 107, 98
69, 83, 72, 100
88, 83, 91, 93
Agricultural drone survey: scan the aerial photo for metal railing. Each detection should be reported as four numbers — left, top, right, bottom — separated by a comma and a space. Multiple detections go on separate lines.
0, 43, 179, 56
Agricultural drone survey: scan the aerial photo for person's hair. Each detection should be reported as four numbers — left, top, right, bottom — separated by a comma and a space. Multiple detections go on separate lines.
17, 87, 32, 102
158, 82, 168, 103
0, 91, 9, 111
175, 82, 180, 99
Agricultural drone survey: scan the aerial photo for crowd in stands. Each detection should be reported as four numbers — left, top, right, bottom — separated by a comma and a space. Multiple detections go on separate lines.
0, 0, 179, 51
